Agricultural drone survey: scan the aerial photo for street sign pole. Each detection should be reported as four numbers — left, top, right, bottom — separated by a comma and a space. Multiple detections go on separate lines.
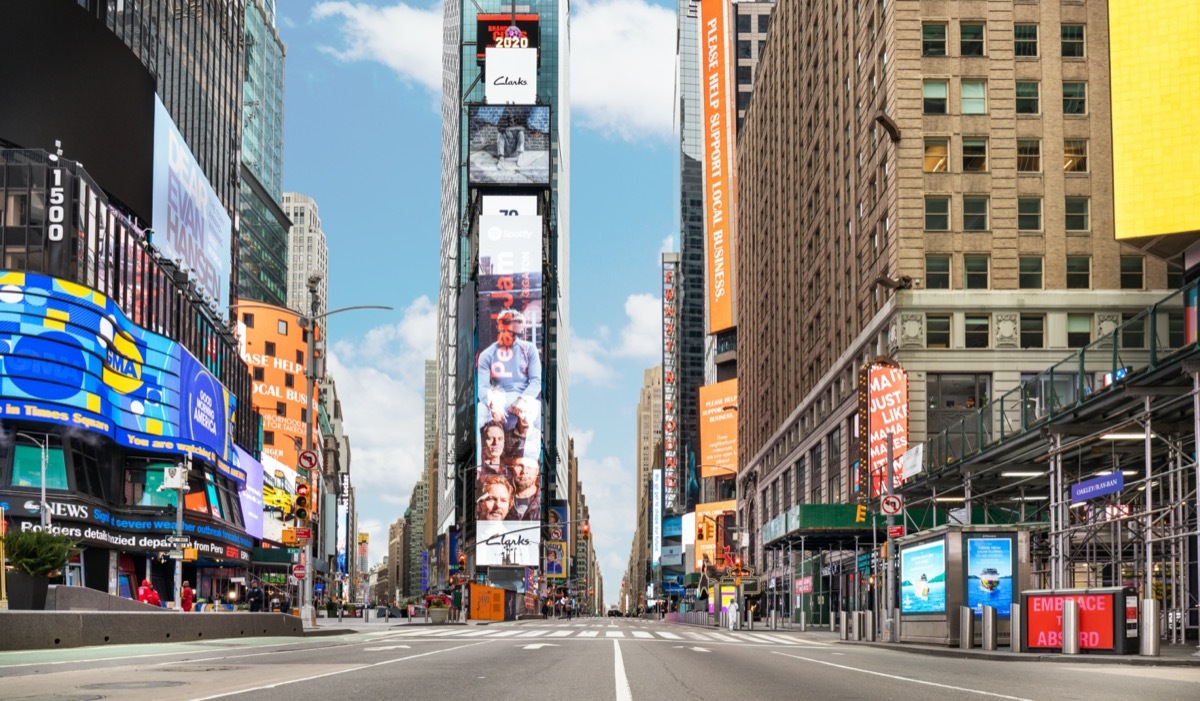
885, 433, 896, 642
173, 454, 191, 610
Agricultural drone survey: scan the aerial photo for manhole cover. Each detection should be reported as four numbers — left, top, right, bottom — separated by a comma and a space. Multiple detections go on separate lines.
79, 681, 188, 690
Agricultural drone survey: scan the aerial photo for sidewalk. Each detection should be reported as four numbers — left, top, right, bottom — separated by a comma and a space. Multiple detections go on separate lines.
662, 618, 1200, 666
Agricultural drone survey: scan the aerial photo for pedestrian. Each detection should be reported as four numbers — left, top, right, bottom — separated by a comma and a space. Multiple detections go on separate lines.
180, 580, 195, 612
247, 581, 265, 612
137, 579, 161, 607
727, 599, 739, 631
452, 588, 463, 622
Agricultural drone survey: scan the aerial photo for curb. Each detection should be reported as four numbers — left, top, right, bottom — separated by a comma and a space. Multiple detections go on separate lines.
840, 639, 1200, 667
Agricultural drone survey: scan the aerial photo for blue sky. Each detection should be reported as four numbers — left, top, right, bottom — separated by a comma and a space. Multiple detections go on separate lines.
278, 0, 679, 605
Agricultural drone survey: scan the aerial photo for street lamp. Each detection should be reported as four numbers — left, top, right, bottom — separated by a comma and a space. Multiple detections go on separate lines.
15, 432, 51, 529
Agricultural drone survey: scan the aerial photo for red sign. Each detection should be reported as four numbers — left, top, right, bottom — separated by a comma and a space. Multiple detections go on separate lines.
295, 527, 312, 540
1025, 593, 1115, 650
794, 576, 813, 595
867, 365, 910, 498
888, 525, 905, 538
293, 564, 307, 579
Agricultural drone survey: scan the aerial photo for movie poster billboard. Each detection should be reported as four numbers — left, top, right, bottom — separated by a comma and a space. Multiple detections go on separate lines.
867, 364, 909, 498
698, 0, 736, 333
467, 105, 551, 187
0, 271, 241, 482
545, 540, 566, 579
965, 534, 1016, 617
475, 214, 543, 567
699, 379, 737, 477
901, 538, 947, 614
151, 96, 232, 311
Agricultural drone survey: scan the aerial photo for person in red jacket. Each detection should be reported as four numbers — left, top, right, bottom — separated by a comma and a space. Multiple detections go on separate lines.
137, 579, 161, 607
181, 580, 195, 612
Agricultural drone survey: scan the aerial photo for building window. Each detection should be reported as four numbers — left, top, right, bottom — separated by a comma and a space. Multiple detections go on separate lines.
1014, 24, 1039, 56
965, 315, 990, 348
1168, 262, 1184, 289
1063, 82, 1087, 114
924, 138, 949, 172
285, 373, 295, 388
961, 23, 985, 56
1063, 140, 1088, 172
296, 350, 304, 364
927, 315, 951, 348
1020, 315, 1045, 349
963, 196, 989, 231
922, 24, 947, 55
1017, 140, 1041, 172
1067, 314, 1092, 348
1018, 198, 1043, 232
962, 138, 988, 171
925, 196, 950, 230
264, 431, 275, 446
277, 319, 288, 335
758, 14, 770, 33
737, 66, 752, 85
926, 255, 951, 289
961, 80, 987, 114
1019, 257, 1044, 289
265, 341, 276, 356
253, 367, 265, 381
276, 402, 287, 418
1122, 313, 1146, 349
1016, 82, 1040, 114
242, 313, 255, 328
1066, 256, 1091, 289
1065, 197, 1090, 231
928, 373, 991, 410
964, 255, 989, 289
737, 40, 752, 59
1120, 256, 1145, 290
924, 80, 948, 114
737, 13, 751, 33
1061, 25, 1085, 58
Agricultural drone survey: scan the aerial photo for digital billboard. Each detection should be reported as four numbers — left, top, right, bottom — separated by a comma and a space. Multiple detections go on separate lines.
260, 453, 300, 544
235, 446, 265, 540
699, 379, 737, 478
485, 48, 537, 105
867, 364, 909, 498
475, 213, 544, 567
476, 14, 540, 62
544, 540, 566, 579
467, 105, 551, 187
900, 538, 947, 614
0, 271, 241, 481
482, 195, 538, 217
694, 500, 735, 570
236, 302, 320, 469
152, 97, 232, 312
698, 0, 736, 334
965, 534, 1015, 617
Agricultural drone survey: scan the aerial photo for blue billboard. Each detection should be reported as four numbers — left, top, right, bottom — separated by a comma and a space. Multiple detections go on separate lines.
900, 538, 946, 614
0, 271, 241, 482
965, 535, 1015, 617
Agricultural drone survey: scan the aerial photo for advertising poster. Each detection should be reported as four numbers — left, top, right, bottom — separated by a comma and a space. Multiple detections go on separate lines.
651, 469, 662, 564
475, 212, 544, 567
545, 540, 566, 579
0, 271, 241, 481
485, 48, 537, 105
698, 0, 736, 333
475, 14, 540, 62
151, 97, 231, 311
694, 500, 735, 570
260, 453, 299, 544
900, 538, 946, 614
868, 365, 909, 498
699, 379, 738, 477
482, 195, 538, 217
235, 446, 265, 540
467, 105, 551, 186
547, 504, 567, 541
1025, 592, 1116, 650
966, 535, 1015, 617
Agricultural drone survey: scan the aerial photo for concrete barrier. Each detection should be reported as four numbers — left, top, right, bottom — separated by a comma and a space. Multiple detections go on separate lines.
45, 585, 164, 612
0, 611, 304, 651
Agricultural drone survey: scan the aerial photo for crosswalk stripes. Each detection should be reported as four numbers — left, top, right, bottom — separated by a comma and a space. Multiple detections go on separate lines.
656, 631, 682, 639
605, 631, 625, 638
379, 627, 833, 646
632, 631, 654, 639
577, 630, 600, 637
547, 630, 574, 637
515, 630, 548, 637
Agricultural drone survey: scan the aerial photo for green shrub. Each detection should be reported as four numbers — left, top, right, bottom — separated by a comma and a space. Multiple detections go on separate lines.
0, 528, 77, 577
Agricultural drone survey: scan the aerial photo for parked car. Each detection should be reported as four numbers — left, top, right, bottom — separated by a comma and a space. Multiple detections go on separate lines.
607, 608, 623, 617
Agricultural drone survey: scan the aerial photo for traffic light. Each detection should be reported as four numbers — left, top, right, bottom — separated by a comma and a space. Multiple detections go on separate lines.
734, 556, 742, 568
581, 521, 590, 537
855, 504, 868, 523
458, 551, 466, 569
697, 523, 705, 541
707, 523, 715, 541
294, 481, 311, 522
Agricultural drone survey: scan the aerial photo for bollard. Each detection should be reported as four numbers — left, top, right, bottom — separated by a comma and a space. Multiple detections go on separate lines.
981, 605, 998, 651
865, 610, 876, 642
959, 606, 975, 649
855, 611, 865, 641
1062, 599, 1080, 654
1140, 599, 1160, 657
839, 611, 848, 640
799, 611, 807, 632
1010, 603, 1023, 653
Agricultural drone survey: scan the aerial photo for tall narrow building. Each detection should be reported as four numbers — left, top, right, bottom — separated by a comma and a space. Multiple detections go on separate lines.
283, 192, 330, 317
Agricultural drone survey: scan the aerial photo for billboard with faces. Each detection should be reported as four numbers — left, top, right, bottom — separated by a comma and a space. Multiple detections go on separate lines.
475, 214, 544, 567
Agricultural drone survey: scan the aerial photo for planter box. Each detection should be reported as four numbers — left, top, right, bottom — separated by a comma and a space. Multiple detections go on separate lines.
7, 572, 50, 610
429, 608, 450, 624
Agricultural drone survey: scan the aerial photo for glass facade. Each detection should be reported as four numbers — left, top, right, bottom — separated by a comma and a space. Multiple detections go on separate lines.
238, 174, 289, 307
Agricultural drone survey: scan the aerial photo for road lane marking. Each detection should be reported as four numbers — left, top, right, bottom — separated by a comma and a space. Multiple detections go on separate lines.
458, 630, 495, 637
363, 645, 411, 651
521, 644, 559, 650
706, 633, 737, 642
191, 640, 495, 700
684, 632, 708, 640
578, 631, 599, 637
606, 631, 625, 638
633, 631, 654, 639
548, 631, 574, 637
771, 652, 1035, 701
613, 641, 632, 701
489, 630, 522, 637
515, 630, 548, 638
657, 631, 682, 639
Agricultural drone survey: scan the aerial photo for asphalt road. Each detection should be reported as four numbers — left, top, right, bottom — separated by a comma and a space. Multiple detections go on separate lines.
1, 618, 1197, 701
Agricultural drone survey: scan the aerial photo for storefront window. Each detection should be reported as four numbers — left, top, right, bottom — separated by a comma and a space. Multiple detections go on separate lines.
124, 461, 178, 508
11, 440, 68, 490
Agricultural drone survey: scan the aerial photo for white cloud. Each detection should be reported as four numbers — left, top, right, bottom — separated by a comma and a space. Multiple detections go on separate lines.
311, 1, 676, 140
660, 235, 675, 254
568, 332, 616, 385
313, 2, 443, 91
612, 293, 662, 358
571, 0, 676, 139
572, 428, 636, 603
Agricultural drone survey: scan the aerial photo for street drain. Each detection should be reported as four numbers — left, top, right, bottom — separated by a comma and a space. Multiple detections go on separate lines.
79, 681, 188, 690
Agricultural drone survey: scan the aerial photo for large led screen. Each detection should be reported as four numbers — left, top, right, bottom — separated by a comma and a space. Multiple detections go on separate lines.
476, 14, 540, 62
234, 446, 265, 540
867, 365, 909, 498
0, 271, 242, 481
467, 105, 551, 187
900, 538, 947, 614
965, 534, 1015, 617
152, 97, 233, 311
475, 215, 544, 566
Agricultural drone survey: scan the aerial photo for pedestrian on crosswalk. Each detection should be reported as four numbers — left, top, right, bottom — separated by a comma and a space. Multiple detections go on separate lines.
727, 600, 739, 631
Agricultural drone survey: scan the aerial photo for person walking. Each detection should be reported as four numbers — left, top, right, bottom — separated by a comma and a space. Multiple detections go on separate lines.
180, 580, 195, 612
247, 581, 265, 612
727, 599, 739, 631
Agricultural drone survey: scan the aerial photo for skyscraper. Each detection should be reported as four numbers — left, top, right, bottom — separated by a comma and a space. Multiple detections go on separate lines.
282, 192, 330, 318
